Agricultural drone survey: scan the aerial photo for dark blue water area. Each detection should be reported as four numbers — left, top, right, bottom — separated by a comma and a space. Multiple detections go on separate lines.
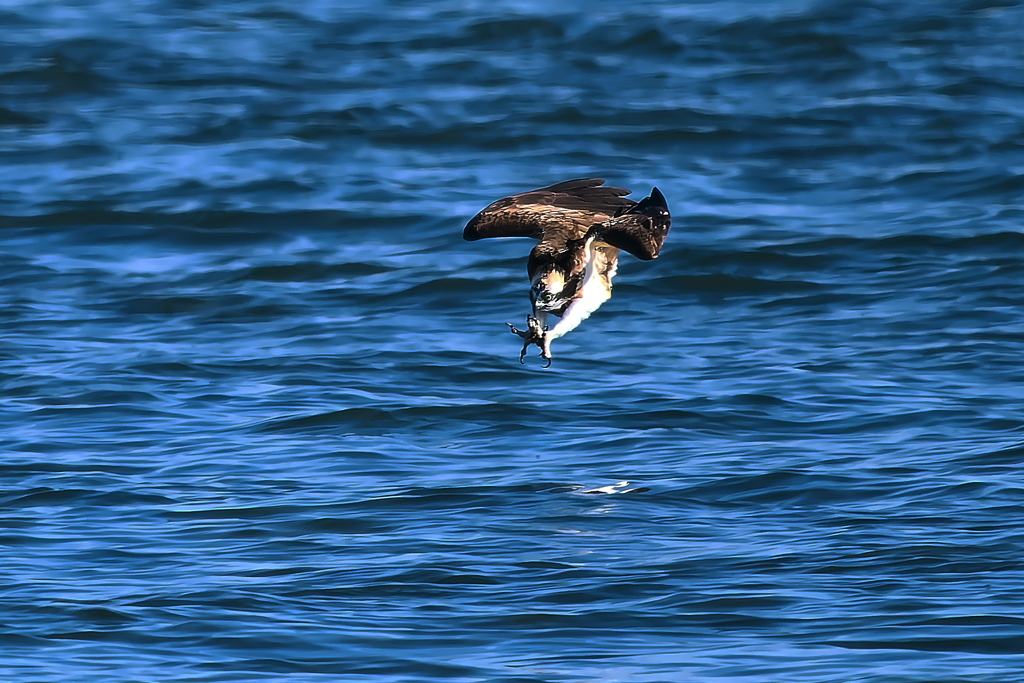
3, 0, 1024, 680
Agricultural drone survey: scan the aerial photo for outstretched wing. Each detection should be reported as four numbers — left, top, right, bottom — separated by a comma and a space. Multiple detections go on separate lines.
590, 187, 671, 261
463, 178, 635, 243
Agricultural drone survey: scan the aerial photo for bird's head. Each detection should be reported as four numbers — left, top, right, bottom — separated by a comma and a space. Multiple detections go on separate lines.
529, 268, 568, 312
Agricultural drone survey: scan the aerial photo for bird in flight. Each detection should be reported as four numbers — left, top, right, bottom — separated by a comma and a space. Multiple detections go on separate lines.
463, 178, 671, 366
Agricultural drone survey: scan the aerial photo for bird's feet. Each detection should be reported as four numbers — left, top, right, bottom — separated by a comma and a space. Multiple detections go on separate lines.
507, 315, 552, 367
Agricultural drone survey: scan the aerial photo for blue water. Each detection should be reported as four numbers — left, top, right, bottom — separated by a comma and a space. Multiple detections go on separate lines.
3, 1, 1024, 681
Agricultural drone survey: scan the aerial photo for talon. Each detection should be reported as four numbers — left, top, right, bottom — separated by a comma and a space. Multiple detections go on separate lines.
508, 323, 531, 340
509, 315, 551, 366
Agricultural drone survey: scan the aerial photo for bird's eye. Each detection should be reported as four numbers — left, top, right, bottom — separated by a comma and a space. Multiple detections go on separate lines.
541, 292, 553, 302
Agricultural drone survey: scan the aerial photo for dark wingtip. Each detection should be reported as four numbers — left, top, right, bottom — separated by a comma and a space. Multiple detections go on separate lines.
650, 186, 667, 208
462, 217, 482, 241
628, 186, 670, 216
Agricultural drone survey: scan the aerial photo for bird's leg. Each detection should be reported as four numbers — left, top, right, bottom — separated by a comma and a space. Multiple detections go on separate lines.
539, 333, 553, 367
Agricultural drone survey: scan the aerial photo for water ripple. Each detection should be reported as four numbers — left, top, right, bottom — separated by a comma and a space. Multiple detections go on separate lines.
3, 0, 1024, 681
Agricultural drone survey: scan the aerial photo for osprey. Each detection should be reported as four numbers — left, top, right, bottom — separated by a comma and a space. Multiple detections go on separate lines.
464, 178, 671, 366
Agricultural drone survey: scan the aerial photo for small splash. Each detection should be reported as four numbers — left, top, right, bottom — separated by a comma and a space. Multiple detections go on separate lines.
577, 480, 651, 495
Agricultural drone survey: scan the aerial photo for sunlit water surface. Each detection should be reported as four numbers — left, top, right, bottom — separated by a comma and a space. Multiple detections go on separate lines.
3, 1, 1024, 681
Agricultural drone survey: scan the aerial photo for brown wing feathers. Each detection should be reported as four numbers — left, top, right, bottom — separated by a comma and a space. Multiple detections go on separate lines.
462, 178, 635, 242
